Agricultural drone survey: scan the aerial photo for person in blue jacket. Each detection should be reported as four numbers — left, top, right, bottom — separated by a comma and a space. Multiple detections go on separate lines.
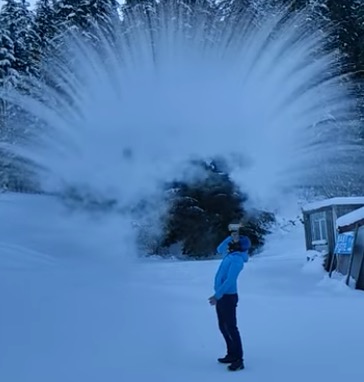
208, 223, 250, 371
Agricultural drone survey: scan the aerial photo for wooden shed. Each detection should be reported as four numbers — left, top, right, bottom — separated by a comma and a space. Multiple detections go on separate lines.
333, 207, 364, 290
302, 197, 364, 271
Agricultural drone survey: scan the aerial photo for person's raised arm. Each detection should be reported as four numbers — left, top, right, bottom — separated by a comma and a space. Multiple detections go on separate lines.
217, 236, 231, 256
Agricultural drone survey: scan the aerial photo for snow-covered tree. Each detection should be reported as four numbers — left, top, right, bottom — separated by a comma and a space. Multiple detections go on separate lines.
30, 0, 59, 71
77, 0, 120, 43
160, 160, 274, 257
0, 28, 18, 88
80, 0, 119, 26
0, 0, 35, 83
52, 0, 83, 29
1, 1, 33, 75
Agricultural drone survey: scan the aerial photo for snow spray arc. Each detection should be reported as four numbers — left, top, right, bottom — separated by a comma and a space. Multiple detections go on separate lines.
2, 1, 361, 208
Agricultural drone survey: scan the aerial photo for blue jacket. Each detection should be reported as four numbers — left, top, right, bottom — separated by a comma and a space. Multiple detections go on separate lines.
214, 236, 250, 300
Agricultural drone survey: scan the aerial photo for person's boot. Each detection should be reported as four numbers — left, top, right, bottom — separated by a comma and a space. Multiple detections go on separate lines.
217, 355, 238, 364
228, 359, 244, 371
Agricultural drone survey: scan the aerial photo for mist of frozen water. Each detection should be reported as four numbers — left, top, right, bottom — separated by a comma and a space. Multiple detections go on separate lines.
2, 1, 361, 208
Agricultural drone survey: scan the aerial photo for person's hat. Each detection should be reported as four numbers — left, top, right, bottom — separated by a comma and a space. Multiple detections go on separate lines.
228, 223, 241, 232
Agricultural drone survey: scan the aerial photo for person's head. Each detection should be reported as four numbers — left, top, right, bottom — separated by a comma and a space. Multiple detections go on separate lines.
230, 230, 240, 242
228, 223, 241, 242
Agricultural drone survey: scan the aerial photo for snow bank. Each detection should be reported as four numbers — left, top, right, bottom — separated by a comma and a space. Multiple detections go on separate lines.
302, 250, 326, 275
318, 272, 357, 292
0, 192, 137, 270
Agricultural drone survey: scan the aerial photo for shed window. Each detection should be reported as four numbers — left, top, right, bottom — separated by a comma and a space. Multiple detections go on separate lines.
311, 211, 328, 242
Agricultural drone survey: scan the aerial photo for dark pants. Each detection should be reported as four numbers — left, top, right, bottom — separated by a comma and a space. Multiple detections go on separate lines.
216, 294, 243, 360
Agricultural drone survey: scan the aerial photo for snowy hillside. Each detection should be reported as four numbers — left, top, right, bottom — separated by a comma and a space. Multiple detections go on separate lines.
1, 193, 363, 382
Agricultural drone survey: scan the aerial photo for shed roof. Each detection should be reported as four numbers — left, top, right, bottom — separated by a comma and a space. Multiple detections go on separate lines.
336, 206, 364, 232
302, 197, 364, 213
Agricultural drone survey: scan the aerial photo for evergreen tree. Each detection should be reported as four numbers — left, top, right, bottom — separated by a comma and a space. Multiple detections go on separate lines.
0, 0, 19, 84
160, 160, 274, 257
0, 27, 18, 88
0, 0, 18, 35
77, 0, 121, 43
80, 0, 119, 27
0, 3, 19, 147
15, 0, 34, 75
318, 1, 361, 73
53, 0, 119, 32
51, 0, 120, 46
31, 0, 59, 68
53, 0, 86, 32
122, 0, 156, 29
0, 28, 15, 140
0, 0, 34, 81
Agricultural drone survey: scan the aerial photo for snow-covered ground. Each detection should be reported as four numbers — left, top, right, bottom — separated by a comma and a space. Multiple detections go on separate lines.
1, 193, 364, 382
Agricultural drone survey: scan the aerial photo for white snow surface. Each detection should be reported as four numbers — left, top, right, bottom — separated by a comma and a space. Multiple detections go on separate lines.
302, 197, 364, 212
336, 206, 364, 229
1, 193, 364, 382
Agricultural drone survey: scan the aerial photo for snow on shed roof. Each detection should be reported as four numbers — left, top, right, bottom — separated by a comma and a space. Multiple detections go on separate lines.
302, 197, 364, 212
336, 206, 364, 230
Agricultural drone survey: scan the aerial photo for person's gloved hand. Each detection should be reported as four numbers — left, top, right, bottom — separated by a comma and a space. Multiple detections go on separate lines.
208, 296, 217, 306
